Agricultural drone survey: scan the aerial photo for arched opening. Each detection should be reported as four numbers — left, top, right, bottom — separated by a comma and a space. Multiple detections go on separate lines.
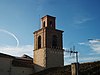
38, 36, 41, 49
50, 21, 53, 27
43, 21, 45, 27
52, 35, 57, 48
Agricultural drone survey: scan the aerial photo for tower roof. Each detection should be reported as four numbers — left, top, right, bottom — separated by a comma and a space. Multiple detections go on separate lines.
41, 15, 56, 19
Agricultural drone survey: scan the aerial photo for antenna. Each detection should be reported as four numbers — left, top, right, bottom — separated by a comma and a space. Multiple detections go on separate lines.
70, 48, 72, 56
73, 45, 75, 51
64, 45, 79, 75
72, 46, 75, 58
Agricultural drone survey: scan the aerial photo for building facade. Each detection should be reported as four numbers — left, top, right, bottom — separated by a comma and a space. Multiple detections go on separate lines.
33, 15, 64, 72
0, 53, 34, 75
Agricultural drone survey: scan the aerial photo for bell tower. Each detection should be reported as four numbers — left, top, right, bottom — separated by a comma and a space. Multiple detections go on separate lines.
33, 15, 64, 72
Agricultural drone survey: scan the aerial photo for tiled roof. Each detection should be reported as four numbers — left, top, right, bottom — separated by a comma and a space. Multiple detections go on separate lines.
12, 57, 34, 68
0, 53, 34, 68
21, 54, 33, 60
31, 61, 100, 75
0, 53, 15, 58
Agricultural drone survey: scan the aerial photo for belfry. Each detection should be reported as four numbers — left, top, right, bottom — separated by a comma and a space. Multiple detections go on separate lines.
33, 15, 64, 72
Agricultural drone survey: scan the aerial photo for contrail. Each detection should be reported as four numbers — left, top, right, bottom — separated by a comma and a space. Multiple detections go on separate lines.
0, 29, 19, 47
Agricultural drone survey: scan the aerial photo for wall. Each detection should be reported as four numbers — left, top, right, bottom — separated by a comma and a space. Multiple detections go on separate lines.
0, 57, 34, 75
31, 66, 71, 75
46, 48, 64, 68
34, 28, 46, 50
33, 48, 46, 72
11, 67, 33, 75
0, 57, 12, 75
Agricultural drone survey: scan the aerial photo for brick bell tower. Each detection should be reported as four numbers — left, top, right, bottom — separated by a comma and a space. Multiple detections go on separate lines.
33, 15, 64, 72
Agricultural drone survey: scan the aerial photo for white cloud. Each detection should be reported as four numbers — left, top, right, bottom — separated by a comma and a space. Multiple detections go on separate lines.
64, 53, 75, 65
89, 39, 100, 44
71, 15, 94, 28
64, 53, 71, 58
64, 58, 74, 65
64, 53, 100, 65
88, 39, 100, 53
0, 29, 33, 57
78, 42, 86, 45
0, 45, 33, 57
74, 17, 92, 24
78, 39, 100, 53
90, 44, 100, 53
79, 56, 100, 63
64, 51, 78, 65
0, 29, 19, 47
71, 16, 94, 29
64, 39, 100, 65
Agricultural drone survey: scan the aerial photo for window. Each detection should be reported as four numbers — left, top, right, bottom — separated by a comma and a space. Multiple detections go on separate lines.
52, 35, 57, 48
43, 21, 45, 27
38, 36, 41, 49
50, 21, 53, 27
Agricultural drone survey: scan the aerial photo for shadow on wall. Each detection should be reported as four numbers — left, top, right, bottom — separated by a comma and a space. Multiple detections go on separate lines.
31, 65, 71, 75
33, 63, 46, 72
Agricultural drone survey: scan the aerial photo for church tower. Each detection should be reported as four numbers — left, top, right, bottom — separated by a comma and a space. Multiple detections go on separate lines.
33, 15, 64, 72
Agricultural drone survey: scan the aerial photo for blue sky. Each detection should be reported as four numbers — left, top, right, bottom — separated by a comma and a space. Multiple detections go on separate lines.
0, 0, 100, 65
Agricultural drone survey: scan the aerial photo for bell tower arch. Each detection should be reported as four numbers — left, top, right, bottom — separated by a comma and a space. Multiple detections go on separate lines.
33, 15, 64, 72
